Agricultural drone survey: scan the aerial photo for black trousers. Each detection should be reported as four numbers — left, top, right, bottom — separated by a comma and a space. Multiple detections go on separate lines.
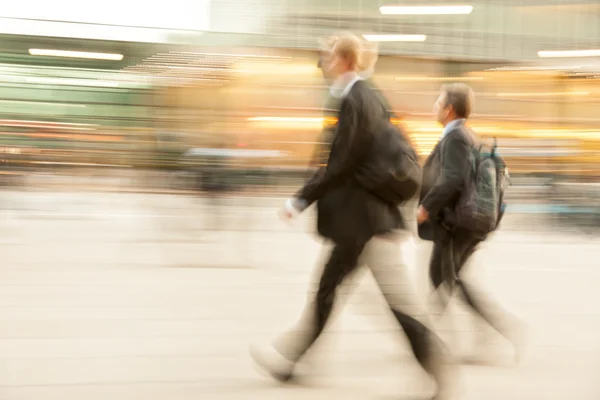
274, 235, 447, 377
429, 229, 511, 338
429, 230, 480, 290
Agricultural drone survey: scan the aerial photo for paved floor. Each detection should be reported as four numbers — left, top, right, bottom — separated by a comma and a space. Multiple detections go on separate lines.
0, 191, 598, 399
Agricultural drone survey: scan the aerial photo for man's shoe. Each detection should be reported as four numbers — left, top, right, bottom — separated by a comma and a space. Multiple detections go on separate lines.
249, 344, 295, 383
431, 360, 460, 400
506, 321, 528, 366
426, 341, 461, 400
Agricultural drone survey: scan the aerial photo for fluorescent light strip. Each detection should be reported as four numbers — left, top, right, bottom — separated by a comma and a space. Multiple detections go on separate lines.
0, 17, 189, 43
0, 62, 125, 75
0, 100, 86, 108
487, 65, 588, 71
248, 117, 324, 123
363, 34, 426, 42
538, 49, 600, 58
0, 72, 149, 88
25, 77, 119, 88
0, 119, 94, 127
169, 52, 289, 59
497, 92, 589, 97
380, 5, 473, 15
185, 148, 283, 158
29, 49, 123, 61
396, 76, 482, 81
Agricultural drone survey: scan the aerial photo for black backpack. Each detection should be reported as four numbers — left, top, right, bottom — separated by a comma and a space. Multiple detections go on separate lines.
449, 136, 510, 238
355, 122, 422, 205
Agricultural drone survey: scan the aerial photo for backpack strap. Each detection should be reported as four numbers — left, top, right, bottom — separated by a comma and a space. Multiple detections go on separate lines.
491, 137, 498, 157
455, 125, 480, 173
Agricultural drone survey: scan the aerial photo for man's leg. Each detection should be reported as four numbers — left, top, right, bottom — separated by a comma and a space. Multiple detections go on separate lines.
365, 235, 457, 399
453, 236, 526, 362
252, 240, 365, 380
429, 239, 456, 315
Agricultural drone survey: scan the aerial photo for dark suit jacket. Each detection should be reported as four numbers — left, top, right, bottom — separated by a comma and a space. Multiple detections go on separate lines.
418, 121, 475, 241
306, 95, 339, 173
296, 80, 404, 244
307, 79, 393, 171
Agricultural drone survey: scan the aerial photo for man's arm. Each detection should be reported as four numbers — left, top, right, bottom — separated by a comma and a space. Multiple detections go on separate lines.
420, 133, 472, 217
291, 96, 370, 212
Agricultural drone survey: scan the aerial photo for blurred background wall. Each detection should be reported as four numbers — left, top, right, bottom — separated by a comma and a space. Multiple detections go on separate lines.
0, 0, 599, 202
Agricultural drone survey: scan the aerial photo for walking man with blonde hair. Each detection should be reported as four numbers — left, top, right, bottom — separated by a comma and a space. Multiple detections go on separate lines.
251, 32, 457, 400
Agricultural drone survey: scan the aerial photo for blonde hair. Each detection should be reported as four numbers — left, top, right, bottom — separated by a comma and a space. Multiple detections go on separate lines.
330, 32, 363, 71
359, 39, 379, 72
320, 32, 379, 73
318, 34, 339, 52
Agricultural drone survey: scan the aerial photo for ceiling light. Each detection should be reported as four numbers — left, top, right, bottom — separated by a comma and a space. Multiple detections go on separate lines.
487, 65, 587, 71
363, 34, 426, 42
496, 91, 589, 97
538, 49, 600, 58
29, 49, 124, 61
248, 117, 324, 123
25, 77, 120, 87
395, 76, 482, 81
0, 17, 199, 44
379, 5, 473, 15
185, 148, 283, 158
0, 100, 86, 108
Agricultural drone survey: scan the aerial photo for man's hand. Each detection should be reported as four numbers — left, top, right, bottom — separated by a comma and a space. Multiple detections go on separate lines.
279, 198, 304, 222
278, 207, 294, 222
416, 205, 429, 225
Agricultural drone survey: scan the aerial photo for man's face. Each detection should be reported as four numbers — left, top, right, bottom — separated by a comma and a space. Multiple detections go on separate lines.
433, 92, 451, 124
318, 50, 334, 81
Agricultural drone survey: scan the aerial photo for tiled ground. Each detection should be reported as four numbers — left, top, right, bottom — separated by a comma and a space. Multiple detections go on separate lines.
0, 191, 597, 399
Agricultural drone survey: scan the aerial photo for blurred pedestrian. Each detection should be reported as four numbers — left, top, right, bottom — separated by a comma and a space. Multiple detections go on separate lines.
418, 83, 526, 364
251, 32, 456, 400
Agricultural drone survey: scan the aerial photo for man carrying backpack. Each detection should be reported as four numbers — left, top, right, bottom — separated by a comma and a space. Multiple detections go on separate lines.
417, 83, 525, 364
251, 32, 456, 399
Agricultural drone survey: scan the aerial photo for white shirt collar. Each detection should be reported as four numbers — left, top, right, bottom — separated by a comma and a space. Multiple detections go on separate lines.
442, 118, 466, 137
329, 71, 362, 99
358, 68, 374, 80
